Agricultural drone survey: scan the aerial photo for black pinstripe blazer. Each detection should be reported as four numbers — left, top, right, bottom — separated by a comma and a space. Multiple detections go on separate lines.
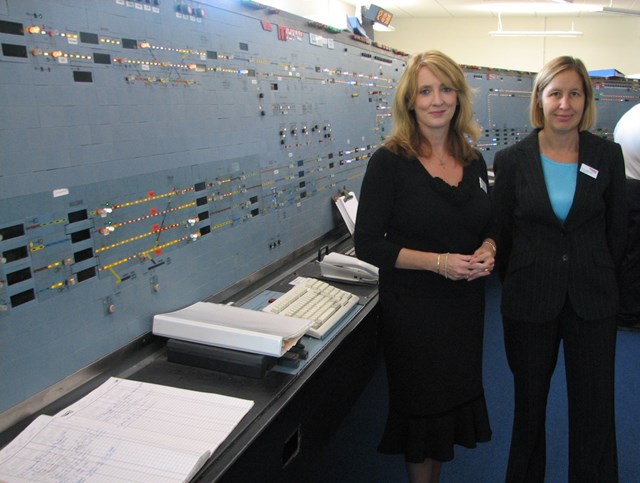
492, 129, 627, 322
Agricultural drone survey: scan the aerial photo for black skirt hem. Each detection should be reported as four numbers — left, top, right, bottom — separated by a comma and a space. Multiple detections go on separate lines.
377, 392, 492, 463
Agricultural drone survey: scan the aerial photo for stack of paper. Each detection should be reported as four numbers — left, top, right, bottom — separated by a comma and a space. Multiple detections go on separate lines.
0, 377, 254, 483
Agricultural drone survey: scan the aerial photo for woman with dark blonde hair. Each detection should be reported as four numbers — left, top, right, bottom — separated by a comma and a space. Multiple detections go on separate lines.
493, 56, 627, 482
355, 50, 496, 483
387, 50, 481, 164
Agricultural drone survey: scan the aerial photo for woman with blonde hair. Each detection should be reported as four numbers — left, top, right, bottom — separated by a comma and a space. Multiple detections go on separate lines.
493, 56, 626, 482
355, 50, 495, 483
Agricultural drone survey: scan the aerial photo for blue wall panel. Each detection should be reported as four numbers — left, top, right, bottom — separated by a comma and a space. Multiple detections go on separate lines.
0, 0, 405, 415
1, 0, 638, 419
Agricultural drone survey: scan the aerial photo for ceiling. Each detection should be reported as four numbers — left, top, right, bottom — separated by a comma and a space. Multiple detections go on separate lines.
358, 1, 640, 18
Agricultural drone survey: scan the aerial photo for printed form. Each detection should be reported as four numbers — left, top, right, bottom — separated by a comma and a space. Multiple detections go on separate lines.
0, 377, 254, 482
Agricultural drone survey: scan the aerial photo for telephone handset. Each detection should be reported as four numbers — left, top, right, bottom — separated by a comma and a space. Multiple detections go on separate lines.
318, 252, 379, 285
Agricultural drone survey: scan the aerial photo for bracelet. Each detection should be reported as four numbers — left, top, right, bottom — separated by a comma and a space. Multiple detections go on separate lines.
444, 252, 449, 280
436, 254, 441, 274
482, 240, 497, 255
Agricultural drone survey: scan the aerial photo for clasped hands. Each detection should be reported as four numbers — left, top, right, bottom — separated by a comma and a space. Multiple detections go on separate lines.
439, 243, 495, 282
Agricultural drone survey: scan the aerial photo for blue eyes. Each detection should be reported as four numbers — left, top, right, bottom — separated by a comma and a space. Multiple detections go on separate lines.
549, 91, 582, 97
419, 86, 454, 95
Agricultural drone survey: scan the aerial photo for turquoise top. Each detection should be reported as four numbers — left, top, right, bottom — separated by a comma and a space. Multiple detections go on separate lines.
541, 154, 578, 222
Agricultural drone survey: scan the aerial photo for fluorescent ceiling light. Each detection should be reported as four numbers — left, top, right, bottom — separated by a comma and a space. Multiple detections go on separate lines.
472, 2, 599, 15
600, 7, 640, 16
489, 13, 582, 37
489, 29, 583, 37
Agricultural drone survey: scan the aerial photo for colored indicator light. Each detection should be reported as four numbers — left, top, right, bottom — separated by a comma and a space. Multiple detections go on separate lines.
27, 25, 42, 34
51, 50, 63, 58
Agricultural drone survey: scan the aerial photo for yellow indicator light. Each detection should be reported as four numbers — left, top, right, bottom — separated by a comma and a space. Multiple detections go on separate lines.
212, 220, 233, 230
99, 236, 190, 271
108, 268, 122, 283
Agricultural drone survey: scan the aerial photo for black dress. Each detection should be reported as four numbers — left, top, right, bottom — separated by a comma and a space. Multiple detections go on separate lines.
354, 146, 493, 463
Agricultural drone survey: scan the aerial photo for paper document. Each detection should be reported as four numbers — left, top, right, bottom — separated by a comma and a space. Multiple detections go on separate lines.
0, 377, 254, 483
333, 191, 358, 235
0, 415, 209, 483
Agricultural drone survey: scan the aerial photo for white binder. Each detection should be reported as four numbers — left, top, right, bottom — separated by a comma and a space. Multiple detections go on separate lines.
153, 302, 312, 357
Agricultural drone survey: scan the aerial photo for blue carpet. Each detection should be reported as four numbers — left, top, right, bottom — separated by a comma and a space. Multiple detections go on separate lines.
310, 275, 640, 482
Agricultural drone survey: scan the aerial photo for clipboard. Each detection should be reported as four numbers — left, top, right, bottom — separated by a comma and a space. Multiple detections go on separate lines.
333, 191, 358, 236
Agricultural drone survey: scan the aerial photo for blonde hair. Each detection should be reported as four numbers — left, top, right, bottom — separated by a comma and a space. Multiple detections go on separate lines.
530, 56, 596, 131
385, 50, 480, 164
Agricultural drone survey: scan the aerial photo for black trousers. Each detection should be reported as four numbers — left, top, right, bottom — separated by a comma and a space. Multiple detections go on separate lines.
619, 178, 640, 326
503, 299, 618, 483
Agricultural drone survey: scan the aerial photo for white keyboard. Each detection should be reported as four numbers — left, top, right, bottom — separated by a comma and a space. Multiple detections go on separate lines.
262, 277, 360, 339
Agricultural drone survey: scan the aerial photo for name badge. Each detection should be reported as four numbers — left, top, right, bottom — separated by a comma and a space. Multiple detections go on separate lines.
479, 177, 488, 193
580, 163, 599, 179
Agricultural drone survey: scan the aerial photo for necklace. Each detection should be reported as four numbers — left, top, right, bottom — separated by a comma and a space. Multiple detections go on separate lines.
431, 151, 448, 167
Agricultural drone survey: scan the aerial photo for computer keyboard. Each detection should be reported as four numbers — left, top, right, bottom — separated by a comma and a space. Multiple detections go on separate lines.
262, 277, 360, 339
